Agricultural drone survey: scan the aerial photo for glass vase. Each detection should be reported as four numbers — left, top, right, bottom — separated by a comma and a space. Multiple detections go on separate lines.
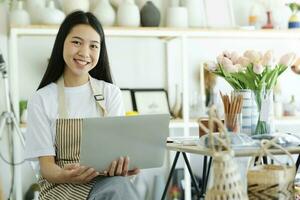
253, 89, 274, 135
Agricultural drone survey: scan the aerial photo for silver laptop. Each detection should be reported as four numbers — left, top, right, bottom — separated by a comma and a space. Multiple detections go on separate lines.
80, 114, 170, 171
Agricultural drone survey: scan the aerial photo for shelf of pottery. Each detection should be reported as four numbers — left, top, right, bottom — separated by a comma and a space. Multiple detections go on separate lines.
10, 0, 202, 29
9, 0, 298, 35
11, 24, 300, 134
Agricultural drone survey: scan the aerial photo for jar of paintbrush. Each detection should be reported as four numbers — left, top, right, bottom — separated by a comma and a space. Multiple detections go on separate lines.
220, 92, 243, 133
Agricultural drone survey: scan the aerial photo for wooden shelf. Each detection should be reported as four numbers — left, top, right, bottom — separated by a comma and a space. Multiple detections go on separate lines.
10, 25, 300, 39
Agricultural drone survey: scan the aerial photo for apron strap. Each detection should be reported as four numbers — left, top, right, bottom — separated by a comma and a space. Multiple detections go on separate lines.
56, 75, 107, 118
57, 76, 68, 118
89, 75, 107, 116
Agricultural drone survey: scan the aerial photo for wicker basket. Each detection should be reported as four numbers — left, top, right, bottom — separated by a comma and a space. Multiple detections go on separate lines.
199, 107, 249, 200
247, 139, 296, 200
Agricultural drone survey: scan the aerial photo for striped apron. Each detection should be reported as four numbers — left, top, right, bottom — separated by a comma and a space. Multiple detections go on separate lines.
38, 76, 107, 200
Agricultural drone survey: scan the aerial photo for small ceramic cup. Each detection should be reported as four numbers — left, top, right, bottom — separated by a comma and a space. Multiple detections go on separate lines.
166, 7, 188, 28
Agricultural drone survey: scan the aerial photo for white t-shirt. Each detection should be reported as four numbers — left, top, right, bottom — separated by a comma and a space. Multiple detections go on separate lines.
24, 78, 124, 160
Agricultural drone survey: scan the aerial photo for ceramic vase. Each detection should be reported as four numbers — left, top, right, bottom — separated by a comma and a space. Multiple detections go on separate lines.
117, 0, 140, 27
181, 0, 203, 27
89, 0, 98, 8
61, 0, 89, 14
169, 0, 180, 7
26, 0, 46, 24
262, 11, 274, 29
110, 0, 123, 8
92, 0, 116, 26
140, 1, 160, 27
166, 6, 188, 28
39, 1, 65, 25
10, 1, 30, 26
136, 0, 147, 9
288, 14, 300, 28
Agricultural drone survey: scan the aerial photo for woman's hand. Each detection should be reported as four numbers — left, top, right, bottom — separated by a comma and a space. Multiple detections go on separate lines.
105, 156, 140, 177
39, 156, 99, 184
62, 163, 99, 184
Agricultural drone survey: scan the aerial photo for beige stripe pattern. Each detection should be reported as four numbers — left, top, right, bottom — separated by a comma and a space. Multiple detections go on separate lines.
38, 118, 94, 200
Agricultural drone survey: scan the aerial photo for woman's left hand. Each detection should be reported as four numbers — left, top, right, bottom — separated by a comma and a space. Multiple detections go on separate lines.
104, 156, 140, 177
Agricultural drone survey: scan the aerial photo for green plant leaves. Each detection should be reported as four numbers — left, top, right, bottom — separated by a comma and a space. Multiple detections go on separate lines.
211, 63, 288, 91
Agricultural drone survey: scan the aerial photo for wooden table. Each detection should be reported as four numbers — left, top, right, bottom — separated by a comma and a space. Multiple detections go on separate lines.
167, 143, 300, 157
162, 143, 300, 199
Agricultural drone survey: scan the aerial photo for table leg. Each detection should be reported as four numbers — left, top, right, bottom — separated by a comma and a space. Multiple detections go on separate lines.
200, 156, 208, 196
161, 151, 180, 200
182, 152, 201, 196
296, 154, 300, 172
262, 156, 268, 164
254, 156, 268, 165
202, 157, 212, 196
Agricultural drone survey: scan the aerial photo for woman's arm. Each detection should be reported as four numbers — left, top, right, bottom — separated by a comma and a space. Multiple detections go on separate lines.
39, 156, 99, 184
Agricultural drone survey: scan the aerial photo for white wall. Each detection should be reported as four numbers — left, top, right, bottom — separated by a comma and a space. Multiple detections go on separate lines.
1, 0, 300, 199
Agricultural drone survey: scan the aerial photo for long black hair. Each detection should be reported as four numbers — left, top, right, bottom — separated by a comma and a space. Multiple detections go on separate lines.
37, 11, 112, 90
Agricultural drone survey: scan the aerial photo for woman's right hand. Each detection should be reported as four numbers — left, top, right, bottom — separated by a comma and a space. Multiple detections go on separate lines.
62, 163, 99, 184
40, 156, 100, 184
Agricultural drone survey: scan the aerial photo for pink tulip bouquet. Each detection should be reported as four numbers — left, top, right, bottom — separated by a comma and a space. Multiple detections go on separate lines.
205, 50, 296, 135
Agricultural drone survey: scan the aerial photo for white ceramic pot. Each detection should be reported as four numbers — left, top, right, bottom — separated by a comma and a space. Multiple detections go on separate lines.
181, 0, 204, 27
135, 0, 147, 9
166, 7, 188, 28
39, 1, 65, 25
62, 0, 89, 14
10, 1, 30, 26
169, 0, 180, 7
92, 0, 116, 26
26, 0, 46, 24
110, 0, 123, 8
117, 0, 140, 27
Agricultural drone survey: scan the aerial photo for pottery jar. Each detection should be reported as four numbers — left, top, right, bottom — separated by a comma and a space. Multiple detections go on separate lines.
26, 0, 46, 24
140, 1, 160, 27
10, 1, 30, 26
117, 0, 140, 27
92, 0, 116, 26
61, 0, 89, 14
39, 0, 65, 25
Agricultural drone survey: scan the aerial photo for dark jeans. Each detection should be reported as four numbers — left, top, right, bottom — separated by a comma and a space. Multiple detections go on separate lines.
87, 176, 140, 200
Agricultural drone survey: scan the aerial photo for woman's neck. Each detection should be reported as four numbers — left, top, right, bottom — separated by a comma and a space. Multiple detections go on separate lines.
63, 72, 89, 87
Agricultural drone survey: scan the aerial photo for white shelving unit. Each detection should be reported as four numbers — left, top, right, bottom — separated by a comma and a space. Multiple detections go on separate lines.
9, 26, 300, 200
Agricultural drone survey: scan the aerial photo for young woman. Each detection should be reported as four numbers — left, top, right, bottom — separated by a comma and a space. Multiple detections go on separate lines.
25, 11, 140, 200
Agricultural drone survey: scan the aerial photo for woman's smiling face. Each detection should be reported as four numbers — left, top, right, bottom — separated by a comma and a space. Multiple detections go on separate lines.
63, 24, 101, 77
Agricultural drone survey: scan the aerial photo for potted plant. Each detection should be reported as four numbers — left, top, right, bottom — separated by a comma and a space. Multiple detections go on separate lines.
205, 50, 296, 135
